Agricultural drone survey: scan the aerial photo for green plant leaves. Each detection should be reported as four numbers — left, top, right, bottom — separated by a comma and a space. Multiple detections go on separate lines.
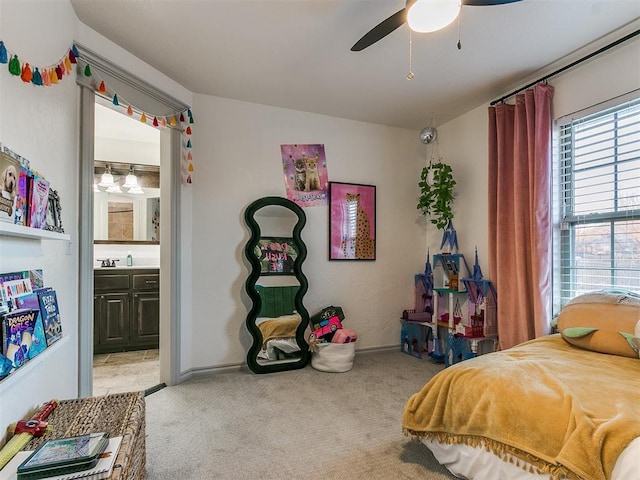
417, 161, 456, 230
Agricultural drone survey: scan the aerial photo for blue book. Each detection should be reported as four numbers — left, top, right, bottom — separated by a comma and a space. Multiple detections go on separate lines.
14, 293, 48, 359
37, 289, 62, 346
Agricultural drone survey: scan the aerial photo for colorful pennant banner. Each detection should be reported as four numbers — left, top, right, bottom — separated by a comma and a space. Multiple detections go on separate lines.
0, 39, 195, 184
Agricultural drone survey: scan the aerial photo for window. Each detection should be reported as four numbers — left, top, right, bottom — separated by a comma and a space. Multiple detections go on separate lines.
555, 97, 640, 310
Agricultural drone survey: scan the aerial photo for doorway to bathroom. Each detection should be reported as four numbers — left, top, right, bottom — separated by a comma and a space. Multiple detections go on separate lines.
92, 97, 161, 395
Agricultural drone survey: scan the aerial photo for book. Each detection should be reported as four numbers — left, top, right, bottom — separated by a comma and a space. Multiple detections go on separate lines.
0, 152, 20, 224
28, 176, 49, 229
0, 270, 45, 310
1, 308, 38, 370
0, 436, 122, 480
13, 293, 47, 359
37, 289, 62, 346
14, 165, 31, 226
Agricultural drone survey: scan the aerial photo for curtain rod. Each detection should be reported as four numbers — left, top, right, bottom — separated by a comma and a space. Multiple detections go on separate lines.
490, 28, 640, 106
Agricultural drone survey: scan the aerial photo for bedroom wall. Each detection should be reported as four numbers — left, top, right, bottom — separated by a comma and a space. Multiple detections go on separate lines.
435, 32, 640, 282
185, 94, 425, 374
0, 0, 80, 433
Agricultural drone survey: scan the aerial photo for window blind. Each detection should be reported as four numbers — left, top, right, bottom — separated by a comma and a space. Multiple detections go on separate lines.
556, 98, 640, 309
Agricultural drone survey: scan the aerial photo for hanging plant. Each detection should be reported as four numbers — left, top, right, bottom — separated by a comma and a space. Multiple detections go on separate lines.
417, 160, 456, 230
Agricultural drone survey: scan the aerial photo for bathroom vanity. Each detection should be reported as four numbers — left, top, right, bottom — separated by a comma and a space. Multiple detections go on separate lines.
93, 267, 159, 353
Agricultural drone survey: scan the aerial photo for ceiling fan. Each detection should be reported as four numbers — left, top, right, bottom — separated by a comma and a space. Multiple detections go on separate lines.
351, 0, 523, 52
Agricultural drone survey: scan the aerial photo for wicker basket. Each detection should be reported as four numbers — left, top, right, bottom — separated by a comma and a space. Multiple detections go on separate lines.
23, 392, 146, 479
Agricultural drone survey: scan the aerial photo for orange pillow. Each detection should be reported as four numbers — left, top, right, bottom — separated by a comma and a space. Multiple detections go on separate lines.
557, 291, 640, 358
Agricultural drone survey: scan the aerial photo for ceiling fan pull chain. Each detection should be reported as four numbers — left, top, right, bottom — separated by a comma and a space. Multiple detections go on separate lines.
457, 12, 462, 50
407, 30, 415, 80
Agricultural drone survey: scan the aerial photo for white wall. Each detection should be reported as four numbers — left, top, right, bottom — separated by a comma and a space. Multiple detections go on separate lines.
185, 94, 425, 373
0, 0, 79, 435
436, 36, 640, 280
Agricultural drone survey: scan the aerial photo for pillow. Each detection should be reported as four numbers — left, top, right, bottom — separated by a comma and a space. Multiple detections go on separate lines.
557, 290, 640, 358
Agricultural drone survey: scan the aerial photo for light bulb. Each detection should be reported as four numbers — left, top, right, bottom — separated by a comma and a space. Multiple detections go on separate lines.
98, 172, 116, 188
407, 0, 461, 33
105, 185, 123, 194
123, 173, 140, 189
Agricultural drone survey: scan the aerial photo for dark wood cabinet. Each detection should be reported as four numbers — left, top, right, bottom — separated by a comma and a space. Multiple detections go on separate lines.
94, 269, 159, 353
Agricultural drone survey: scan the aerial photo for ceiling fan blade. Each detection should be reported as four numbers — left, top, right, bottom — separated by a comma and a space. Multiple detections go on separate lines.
351, 8, 407, 52
462, 0, 522, 5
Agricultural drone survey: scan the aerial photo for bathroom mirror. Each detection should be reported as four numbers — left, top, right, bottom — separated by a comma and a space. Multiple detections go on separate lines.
244, 196, 310, 374
93, 161, 160, 244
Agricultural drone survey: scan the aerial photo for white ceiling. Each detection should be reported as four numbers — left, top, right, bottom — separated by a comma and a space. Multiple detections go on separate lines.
71, 0, 640, 131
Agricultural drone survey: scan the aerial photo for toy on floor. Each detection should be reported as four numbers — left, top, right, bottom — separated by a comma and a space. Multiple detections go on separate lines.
0, 400, 58, 469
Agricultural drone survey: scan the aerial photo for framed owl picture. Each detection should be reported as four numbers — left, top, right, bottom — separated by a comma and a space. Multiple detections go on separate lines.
328, 182, 376, 261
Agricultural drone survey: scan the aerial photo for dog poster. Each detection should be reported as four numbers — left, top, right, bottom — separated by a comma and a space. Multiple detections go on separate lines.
280, 144, 329, 207
0, 152, 20, 223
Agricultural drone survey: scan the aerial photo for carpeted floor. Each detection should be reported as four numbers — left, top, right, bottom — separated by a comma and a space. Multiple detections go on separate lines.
145, 349, 458, 479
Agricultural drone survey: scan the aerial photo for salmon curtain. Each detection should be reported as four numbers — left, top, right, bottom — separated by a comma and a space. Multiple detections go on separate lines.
488, 83, 554, 350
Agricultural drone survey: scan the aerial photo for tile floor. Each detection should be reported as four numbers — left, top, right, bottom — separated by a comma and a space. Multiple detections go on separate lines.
93, 349, 160, 396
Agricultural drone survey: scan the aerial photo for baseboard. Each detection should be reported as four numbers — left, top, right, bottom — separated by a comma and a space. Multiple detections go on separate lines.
176, 344, 399, 383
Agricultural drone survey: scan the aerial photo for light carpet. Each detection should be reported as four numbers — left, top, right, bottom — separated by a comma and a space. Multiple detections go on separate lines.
144, 350, 457, 479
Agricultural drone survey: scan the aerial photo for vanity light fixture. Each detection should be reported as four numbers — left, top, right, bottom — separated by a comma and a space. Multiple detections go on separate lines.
123, 166, 141, 189
98, 163, 117, 188
123, 165, 144, 194
127, 185, 144, 195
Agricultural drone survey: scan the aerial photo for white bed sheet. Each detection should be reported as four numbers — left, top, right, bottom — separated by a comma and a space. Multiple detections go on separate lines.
423, 436, 640, 480
257, 337, 300, 361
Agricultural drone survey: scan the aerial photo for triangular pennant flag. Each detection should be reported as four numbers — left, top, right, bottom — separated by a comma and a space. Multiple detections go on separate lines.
50, 67, 59, 84
72, 44, 80, 58
42, 68, 51, 86
84, 64, 91, 77
152, 117, 158, 127
187, 151, 192, 160
160, 117, 166, 127
112, 94, 119, 106
186, 175, 192, 184
55, 65, 63, 80
140, 112, 147, 123
64, 56, 72, 73
189, 115, 194, 124
179, 113, 185, 122
185, 126, 192, 135
170, 116, 177, 126
8, 55, 21, 76
32, 67, 43, 86
188, 162, 194, 172
186, 139, 192, 148
98, 81, 106, 93
126, 105, 133, 116
0, 41, 7, 64
68, 48, 77, 64
187, 109, 192, 117
21, 63, 33, 83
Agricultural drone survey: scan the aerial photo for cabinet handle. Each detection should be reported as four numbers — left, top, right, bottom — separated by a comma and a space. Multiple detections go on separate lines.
145, 280, 157, 284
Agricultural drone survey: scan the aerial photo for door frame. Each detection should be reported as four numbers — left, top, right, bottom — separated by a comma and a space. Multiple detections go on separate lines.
76, 46, 184, 396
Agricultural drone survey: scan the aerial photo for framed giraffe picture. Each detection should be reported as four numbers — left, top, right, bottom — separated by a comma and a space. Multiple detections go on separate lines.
328, 182, 376, 261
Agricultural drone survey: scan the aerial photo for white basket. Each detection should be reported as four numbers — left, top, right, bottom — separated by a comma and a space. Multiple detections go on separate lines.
311, 342, 356, 372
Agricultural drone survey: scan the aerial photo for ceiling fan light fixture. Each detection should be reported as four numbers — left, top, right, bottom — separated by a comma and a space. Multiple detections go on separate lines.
407, 0, 462, 33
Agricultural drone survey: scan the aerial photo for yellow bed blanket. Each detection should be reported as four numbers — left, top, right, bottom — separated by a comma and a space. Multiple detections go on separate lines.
257, 317, 300, 348
402, 335, 640, 480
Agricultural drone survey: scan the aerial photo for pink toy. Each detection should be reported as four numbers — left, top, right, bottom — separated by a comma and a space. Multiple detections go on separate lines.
309, 315, 342, 341
331, 328, 357, 343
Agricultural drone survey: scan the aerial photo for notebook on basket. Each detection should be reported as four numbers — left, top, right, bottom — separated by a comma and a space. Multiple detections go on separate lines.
0, 436, 122, 480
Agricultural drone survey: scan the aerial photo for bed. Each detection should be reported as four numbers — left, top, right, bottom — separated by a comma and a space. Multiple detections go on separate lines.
255, 285, 302, 362
402, 290, 640, 480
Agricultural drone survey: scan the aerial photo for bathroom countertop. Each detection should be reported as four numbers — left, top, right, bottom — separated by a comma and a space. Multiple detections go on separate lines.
94, 266, 160, 271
